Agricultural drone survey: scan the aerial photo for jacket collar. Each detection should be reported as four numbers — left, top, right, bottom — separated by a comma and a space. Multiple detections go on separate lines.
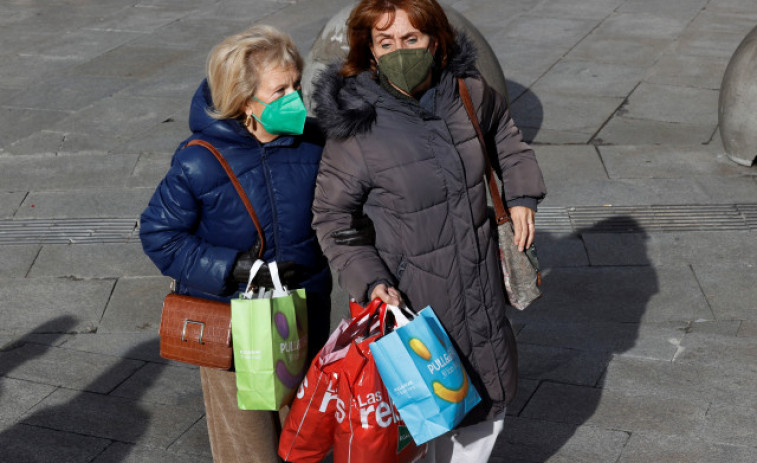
313, 32, 480, 139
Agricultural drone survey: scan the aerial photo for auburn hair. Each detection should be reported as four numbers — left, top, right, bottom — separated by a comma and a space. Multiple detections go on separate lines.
341, 0, 455, 77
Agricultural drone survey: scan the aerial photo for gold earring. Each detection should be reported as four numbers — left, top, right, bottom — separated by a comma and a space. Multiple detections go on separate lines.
245, 114, 253, 129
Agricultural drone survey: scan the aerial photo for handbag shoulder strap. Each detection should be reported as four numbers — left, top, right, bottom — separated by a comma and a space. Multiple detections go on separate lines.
186, 139, 265, 258
457, 78, 510, 225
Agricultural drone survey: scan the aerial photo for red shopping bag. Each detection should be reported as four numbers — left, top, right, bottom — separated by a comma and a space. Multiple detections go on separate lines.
332, 327, 427, 463
278, 301, 384, 463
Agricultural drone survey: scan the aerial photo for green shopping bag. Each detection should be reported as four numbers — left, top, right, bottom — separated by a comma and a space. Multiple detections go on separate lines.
231, 260, 308, 410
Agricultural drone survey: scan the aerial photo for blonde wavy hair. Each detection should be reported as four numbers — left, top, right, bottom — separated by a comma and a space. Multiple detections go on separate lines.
206, 25, 303, 120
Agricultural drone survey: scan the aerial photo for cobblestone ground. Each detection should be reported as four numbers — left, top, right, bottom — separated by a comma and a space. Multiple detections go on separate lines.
0, 0, 756, 461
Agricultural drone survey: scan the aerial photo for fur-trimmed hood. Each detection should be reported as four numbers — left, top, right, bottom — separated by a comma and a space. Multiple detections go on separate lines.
312, 32, 480, 139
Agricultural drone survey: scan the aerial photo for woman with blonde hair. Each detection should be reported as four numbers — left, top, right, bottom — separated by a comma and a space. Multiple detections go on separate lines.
140, 25, 335, 462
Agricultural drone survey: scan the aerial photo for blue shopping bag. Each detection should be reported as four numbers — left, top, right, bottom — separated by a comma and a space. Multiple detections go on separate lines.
369, 305, 481, 444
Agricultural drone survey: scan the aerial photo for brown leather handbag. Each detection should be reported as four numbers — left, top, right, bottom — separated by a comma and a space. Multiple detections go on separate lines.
159, 139, 264, 369
458, 78, 542, 310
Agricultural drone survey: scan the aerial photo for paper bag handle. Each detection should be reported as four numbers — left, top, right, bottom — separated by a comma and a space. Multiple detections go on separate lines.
242, 259, 266, 298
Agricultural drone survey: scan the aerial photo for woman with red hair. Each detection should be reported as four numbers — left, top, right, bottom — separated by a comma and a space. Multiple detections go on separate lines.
312, 0, 546, 460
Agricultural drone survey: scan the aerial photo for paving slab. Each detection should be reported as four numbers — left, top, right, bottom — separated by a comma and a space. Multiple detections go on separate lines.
523, 382, 708, 436
539, 176, 757, 207
510, 266, 710, 324
516, 343, 609, 386
5, 130, 118, 156
738, 321, 757, 337
527, 0, 625, 21
512, 89, 624, 134
5, 75, 133, 112
0, 343, 143, 393
29, 243, 159, 278
93, 442, 211, 463
128, 17, 252, 52
675, 27, 753, 60
0, 53, 81, 89
0, 153, 139, 191
0, 422, 112, 463
618, 432, 757, 463
692, 264, 757, 320
532, 231, 590, 268
675, 331, 757, 374
84, 5, 191, 33
16, 187, 153, 219
583, 232, 757, 267
534, 145, 608, 182
0, 377, 57, 422
127, 152, 174, 188
492, 417, 629, 463
21, 387, 203, 448
51, 94, 184, 141
0, 107, 72, 148
115, 119, 191, 155
166, 416, 212, 458
111, 362, 204, 411
516, 321, 687, 361
21, 28, 143, 62
646, 53, 729, 90
592, 12, 690, 40
66, 45, 193, 80
0, 277, 114, 336
193, 0, 293, 21
506, 378, 538, 417
55, 333, 163, 363
532, 59, 645, 98
599, 144, 745, 178
118, 63, 205, 100
496, 41, 568, 91
704, 399, 757, 447
100, 276, 171, 334
0, 245, 40, 278
566, 36, 669, 67
617, 0, 708, 20
622, 83, 720, 126
497, 15, 598, 48
595, 115, 718, 145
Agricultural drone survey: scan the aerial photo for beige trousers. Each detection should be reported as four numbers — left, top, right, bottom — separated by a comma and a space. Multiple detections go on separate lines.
200, 367, 286, 463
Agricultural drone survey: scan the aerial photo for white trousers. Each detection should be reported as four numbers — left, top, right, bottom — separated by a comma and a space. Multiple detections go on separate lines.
417, 411, 506, 463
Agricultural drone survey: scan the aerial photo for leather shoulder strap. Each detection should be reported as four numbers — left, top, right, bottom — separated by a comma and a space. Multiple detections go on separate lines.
458, 78, 510, 225
186, 139, 265, 258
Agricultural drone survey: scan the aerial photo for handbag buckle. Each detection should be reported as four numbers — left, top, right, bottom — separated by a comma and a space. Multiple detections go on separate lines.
182, 320, 206, 344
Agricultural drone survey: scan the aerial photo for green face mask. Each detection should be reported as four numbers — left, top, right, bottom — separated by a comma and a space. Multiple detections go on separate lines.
252, 90, 307, 135
376, 48, 435, 94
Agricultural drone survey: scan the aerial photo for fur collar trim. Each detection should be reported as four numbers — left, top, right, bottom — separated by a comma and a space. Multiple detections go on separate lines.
313, 32, 480, 139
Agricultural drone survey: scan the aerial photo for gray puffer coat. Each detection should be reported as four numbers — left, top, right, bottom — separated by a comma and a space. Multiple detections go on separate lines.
311, 35, 546, 420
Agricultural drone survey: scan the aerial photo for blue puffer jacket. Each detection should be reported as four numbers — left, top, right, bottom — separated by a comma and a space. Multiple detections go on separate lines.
140, 80, 331, 309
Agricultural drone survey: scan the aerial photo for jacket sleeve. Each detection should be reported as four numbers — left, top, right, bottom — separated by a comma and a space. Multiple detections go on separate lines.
311, 137, 394, 302
139, 159, 239, 295
475, 77, 546, 210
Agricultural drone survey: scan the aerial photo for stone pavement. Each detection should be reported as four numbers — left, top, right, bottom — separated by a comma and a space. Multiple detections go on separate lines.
1, 0, 756, 461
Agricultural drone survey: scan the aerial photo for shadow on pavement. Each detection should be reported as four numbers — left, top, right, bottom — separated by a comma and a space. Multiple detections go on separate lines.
493, 217, 657, 462
506, 79, 543, 145
0, 315, 78, 380
0, 338, 167, 462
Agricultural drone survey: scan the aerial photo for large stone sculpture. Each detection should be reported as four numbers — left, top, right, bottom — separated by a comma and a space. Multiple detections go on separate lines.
719, 24, 757, 167
302, 3, 508, 110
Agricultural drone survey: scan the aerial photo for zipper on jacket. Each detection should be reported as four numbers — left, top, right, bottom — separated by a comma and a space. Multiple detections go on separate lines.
260, 147, 280, 261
